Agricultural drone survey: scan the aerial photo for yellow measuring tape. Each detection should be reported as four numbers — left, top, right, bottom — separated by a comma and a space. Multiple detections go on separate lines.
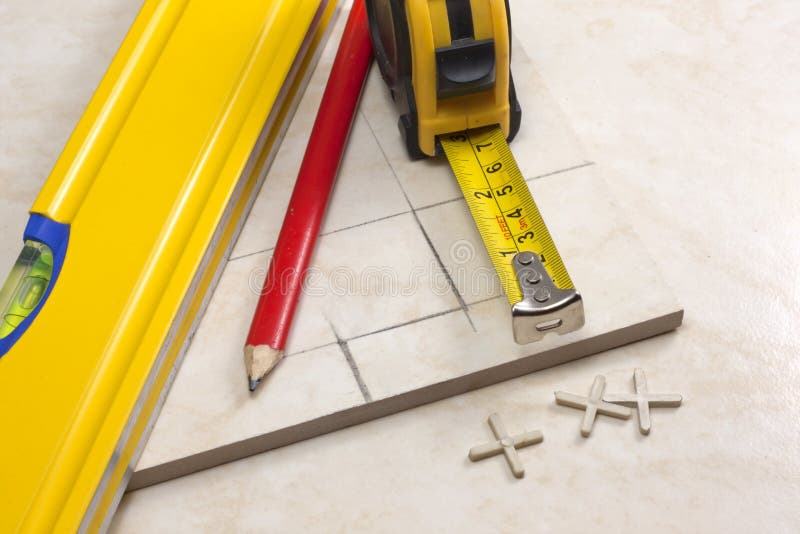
440, 125, 584, 344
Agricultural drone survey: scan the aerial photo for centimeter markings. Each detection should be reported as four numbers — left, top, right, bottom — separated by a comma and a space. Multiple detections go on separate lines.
440, 125, 574, 305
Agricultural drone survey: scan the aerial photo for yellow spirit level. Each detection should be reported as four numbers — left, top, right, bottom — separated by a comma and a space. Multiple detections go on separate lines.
0, 1, 336, 531
366, 0, 584, 343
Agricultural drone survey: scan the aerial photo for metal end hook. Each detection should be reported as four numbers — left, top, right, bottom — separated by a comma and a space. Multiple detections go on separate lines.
510, 252, 585, 344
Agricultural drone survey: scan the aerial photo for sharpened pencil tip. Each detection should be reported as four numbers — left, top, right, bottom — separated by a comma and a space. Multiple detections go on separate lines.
249, 377, 261, 392
244, 344, 284, 393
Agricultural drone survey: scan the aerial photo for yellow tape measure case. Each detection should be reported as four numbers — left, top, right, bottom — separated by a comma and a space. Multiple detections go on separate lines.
366, 0, 522, 158
366, 1, 586, 344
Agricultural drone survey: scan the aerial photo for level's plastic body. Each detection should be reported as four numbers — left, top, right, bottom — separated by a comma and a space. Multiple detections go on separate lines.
0, 0, 336, 531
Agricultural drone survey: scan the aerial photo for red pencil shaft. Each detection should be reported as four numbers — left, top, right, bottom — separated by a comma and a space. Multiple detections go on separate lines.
245, 1, 372, 350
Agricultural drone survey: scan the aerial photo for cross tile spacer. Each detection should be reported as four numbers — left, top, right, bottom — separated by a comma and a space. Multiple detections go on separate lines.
468, 413, 543, 478
603, 368, 682, 435
555, 375, 632, 437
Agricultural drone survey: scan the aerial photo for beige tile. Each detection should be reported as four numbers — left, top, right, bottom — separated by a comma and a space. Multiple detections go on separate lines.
0, 199, 31, 275
321, 114, 409, 235
190, 249, 336, 358
346, 303, 486, 399
306, 212, 461, 340
4, 0, 797, 531
112, 331, 794, 534
231, 111, 409, 259
133, 16, 680, 486
504, 41, 592, 182
250, 209, 462, 351
139, 209, 461, 468
138, 342, 363, 470
359, 68, 461, 208
359, 38, 590, 210
415, 198, 502, 305
352, 165, 679, 400
134, 162, 680, 481
230, 13, 408, 260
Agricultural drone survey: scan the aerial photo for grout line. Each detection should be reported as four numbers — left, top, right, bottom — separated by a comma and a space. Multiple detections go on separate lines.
228, 210, 410, 263
228, 246, 275, 263
414, 161, 596, 213
414, 195, 464, 212
339, 339, 373, 403
467, 294, 505, 307
360, 109, 477, 333
349, 305, 462, 341
285, 294, 504, 358
284, 341, 338, 358
348, 294, 502, 342
525, 161, 595, 182
227, 159, 594, 264
411, 214, 476, 333
319, 209, 411, 237
329, 322, 373, 403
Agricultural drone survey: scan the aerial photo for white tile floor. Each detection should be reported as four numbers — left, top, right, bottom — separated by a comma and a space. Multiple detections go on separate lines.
132, 10, 679, 482
6, 0, 799, 531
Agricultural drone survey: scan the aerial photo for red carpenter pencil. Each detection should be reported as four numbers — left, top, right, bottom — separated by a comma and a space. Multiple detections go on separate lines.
244, 1, 372, 391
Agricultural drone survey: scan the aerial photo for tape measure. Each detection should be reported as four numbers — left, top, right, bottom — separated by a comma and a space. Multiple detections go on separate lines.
441, 126, 583, 343
440, 125, 573, 302
366, 0, 584, 343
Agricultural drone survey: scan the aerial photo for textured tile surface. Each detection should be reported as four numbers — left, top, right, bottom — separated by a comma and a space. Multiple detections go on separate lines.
128, 7, 680, 481
139, 343, 365, 470
359, 39, 589, 210
115, 0, 800, 526
352, 165, 678, 400
10, 0, 798, 532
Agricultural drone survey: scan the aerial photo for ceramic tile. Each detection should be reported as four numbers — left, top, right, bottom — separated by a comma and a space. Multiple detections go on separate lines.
290, 212, 461, 341
138, 343, 364, 470
359, 68, 461, 207
415, 197, 502, 304
230, 111, 409, 260
321, 114, 409, 234
134, 161, 680, 482
238, 210, 462, 352
230, 12, 408, 260
138, 210, 461, 468
358, 38, 590, 210
0, 199, 29, 275
132, 11, 680, 485
111, 328, 797, 534
198, 249, 335, 357
4, 0, 799, 531
353, 165, 679, 399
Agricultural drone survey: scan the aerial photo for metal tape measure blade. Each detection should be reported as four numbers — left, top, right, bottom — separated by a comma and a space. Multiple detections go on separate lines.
440, 125, 584, 344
